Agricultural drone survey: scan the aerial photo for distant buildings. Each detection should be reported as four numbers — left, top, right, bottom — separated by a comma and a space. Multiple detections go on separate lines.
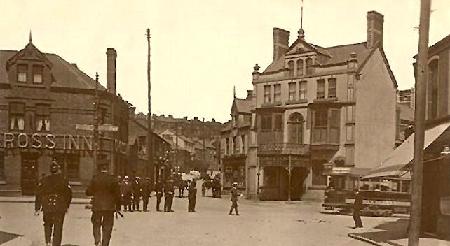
222, 10, 400, 201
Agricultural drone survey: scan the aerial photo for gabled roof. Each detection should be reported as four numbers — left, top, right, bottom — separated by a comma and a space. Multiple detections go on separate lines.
232, 98, 253, 114
263, 40, 372, 74
0, 45, 105, 90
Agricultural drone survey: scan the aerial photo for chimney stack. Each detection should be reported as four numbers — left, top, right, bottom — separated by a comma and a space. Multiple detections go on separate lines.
246, 90, 253, 99
106, 48, 117, 94
273, 28, 290, 61
366, 11, 384, 49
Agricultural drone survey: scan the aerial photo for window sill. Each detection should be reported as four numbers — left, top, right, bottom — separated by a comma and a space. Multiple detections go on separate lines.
261, 102, 282, 107
286, 99, 308, 105
313, 98, 338, 103
69, 181, 83, 186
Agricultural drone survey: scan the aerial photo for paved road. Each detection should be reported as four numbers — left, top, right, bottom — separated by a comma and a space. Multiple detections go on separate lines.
0, 188, 395, 246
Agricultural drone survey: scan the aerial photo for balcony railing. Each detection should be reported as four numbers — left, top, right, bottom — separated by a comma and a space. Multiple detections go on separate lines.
258, 143, 309, 155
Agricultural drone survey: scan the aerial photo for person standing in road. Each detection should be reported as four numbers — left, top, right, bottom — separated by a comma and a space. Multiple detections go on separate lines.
352, 188, 364, 229
229, 182, 240, 215
141, 177, 152, 212
188, 180, 197, 212
35, 161, 72, 246
155, 179, 163, 212
86, 163, 121, 246
164, 178, 175, 212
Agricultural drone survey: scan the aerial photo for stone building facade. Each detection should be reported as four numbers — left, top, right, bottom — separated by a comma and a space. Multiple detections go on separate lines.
0, 37, 130, 195
249, 11, 397, 200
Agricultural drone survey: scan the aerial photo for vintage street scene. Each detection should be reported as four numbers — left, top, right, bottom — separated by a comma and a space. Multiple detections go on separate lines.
0, 0, 450, 245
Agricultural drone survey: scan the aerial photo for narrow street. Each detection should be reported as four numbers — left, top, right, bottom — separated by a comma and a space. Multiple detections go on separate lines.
0, 188, 395, 246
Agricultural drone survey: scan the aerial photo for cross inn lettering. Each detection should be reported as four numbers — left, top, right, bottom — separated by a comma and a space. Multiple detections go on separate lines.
0, 132, 93, 150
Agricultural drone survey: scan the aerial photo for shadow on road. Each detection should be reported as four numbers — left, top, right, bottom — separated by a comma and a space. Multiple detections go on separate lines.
351, 218, 409, 246
0, 230, 20, 244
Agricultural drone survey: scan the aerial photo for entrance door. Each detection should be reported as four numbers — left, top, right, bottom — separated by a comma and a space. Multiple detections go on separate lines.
422, 164, 440, 234
291, 167, 308, 200
21, 153, 39, 195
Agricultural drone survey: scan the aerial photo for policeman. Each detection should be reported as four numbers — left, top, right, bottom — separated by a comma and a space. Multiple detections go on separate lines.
164, 178, 175, 212
155, 179, 163, 212
121, 176, 132, 212
188, 180, 197, 212
86, 163, 121, 246
35, 161, 72, 246
229, 182, 240, 215
352, 188, 364, 229
131, 177, 141, 212
141, 177, 152, 212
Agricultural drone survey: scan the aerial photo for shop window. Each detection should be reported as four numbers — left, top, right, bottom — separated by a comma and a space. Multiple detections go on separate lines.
274, 84, 281, 103
288, 82, 296, 101
261, 115, 272, 131
33, 65, 43, 83
9, 103, 25, 131
36, 104, 50, 132
329, 109, 340, 143
274, 114, 283, 131
299, 81, 307, 100
17, 64, 28, 83
264, 85, 271, 103
328, 78, 336, 98
317, 79, 325, 99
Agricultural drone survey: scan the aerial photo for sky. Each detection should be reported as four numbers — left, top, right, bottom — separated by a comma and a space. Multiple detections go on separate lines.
1, 0, 449, 123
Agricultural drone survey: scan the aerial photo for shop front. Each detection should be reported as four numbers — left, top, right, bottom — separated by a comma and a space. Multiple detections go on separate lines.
222, 155, 246, 192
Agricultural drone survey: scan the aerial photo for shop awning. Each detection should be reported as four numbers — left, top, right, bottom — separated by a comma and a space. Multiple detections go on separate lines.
363, 121, 450, 179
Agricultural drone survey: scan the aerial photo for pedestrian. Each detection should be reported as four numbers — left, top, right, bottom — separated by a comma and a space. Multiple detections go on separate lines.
229, 182, 240, 215
142, 177, 152, 212
86, 163, 121, 246
34, 161, 72, 246
155, 179, 163, 212
164, 178, 175, 212
131, 177, 141, 212
352, 188, 363, 229
188, 180, 197, 212
201, 181, 206, 197
120, 176, 132, 212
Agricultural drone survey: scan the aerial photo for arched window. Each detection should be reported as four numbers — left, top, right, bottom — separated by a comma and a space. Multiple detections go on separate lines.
288, 60, 295, 77
287, 113, 304, 144
428, 59, 439, 119
296, 59, 304, 76
306, 57, 314, 75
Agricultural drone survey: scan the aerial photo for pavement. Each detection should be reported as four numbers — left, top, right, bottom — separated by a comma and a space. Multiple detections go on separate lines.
0, 187, 449, 246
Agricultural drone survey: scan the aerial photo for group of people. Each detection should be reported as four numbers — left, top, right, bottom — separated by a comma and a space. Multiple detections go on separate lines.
34, 161, 212, 246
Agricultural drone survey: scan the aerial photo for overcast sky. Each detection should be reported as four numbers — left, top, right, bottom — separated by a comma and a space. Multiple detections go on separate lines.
1, 0, 449, 122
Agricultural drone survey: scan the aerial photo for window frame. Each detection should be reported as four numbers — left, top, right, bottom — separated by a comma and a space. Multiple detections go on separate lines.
328, 78, 336, 98
32, 65, 43, 84
288, 82, 296, 101
273, 84, 281, 103
9, 103, 26, 131
299, 81, 307, 100
17, 64, 28, 83
263, 85, 272, 103
317, 79, 325, 99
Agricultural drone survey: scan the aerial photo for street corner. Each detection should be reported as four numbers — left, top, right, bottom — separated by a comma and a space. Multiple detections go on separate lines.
347, 218, 409, 246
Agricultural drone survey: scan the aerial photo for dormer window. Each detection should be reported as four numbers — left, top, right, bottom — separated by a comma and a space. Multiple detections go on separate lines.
33, 65, 43, 83
17, 64, 28, 83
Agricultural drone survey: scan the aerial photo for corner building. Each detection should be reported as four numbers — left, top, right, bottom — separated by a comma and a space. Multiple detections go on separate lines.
252, 11, 397, 200
0, 37, 130, 195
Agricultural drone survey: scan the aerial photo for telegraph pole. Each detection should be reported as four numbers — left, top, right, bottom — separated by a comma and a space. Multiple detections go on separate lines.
146, 28, 154, 182
93, 73, 99, 171
409, 0, 431, 245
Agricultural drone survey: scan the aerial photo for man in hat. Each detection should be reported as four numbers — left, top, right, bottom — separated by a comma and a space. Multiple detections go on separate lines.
164, 178, 175, 212
86, 163, 121, 246
352, 188, 364, 229
229, 182, 240, 215
141, 177, 152, 212
35, 161, 72, 246
155, 179, 163, 212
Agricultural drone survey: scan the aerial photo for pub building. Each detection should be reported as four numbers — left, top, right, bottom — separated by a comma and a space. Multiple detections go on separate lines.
0, 34, 130, 195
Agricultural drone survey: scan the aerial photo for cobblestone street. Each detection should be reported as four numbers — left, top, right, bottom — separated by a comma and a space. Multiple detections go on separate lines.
0, 190, 397, 246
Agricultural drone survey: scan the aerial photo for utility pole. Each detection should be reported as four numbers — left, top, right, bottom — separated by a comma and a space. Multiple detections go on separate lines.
146, 28, 154, 182
203, 118, 206, 170
93, 73, 99, 172
409, 0, 431, 245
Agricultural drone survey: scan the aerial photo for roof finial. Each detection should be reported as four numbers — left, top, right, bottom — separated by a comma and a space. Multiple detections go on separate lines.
29, 30, 33, 43
233, 85, 236, 99
298, 0, 305, 39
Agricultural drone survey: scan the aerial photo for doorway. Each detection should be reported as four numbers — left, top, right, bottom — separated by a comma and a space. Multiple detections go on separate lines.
21, 153, 39, 195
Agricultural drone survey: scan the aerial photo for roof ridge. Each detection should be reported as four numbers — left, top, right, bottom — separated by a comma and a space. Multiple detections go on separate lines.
325, 41, 367, 49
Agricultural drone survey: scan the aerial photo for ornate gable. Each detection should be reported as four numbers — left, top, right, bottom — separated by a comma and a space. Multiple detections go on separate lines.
6, 41, 52, 71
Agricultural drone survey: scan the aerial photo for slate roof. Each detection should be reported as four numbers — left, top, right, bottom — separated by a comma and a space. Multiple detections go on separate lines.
234, 98, 253, 114
0, 48, 105, 90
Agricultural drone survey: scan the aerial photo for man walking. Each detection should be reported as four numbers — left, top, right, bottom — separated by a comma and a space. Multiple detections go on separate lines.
86, 163, 121, 246
188, 180, 197, 212
229, 182, 240, 215
35, 161, 72, 246
155, 179, 163, 212
141, 177, 152, 212
164, 178, 175, 212
352, 188, 364, 229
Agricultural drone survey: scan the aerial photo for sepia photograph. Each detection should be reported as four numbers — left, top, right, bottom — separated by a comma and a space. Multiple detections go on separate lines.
0, 0, 450, 245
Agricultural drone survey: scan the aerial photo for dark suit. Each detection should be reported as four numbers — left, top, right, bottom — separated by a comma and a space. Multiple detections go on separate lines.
155, 181, 163, 211
229, 187, 239, 215
164, 180, 175, 212
353, 191, 363, 228
188, 181, 197, 212
35, 173, 72, 246
86, 171, 121, 246
141, 179, 152, 212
